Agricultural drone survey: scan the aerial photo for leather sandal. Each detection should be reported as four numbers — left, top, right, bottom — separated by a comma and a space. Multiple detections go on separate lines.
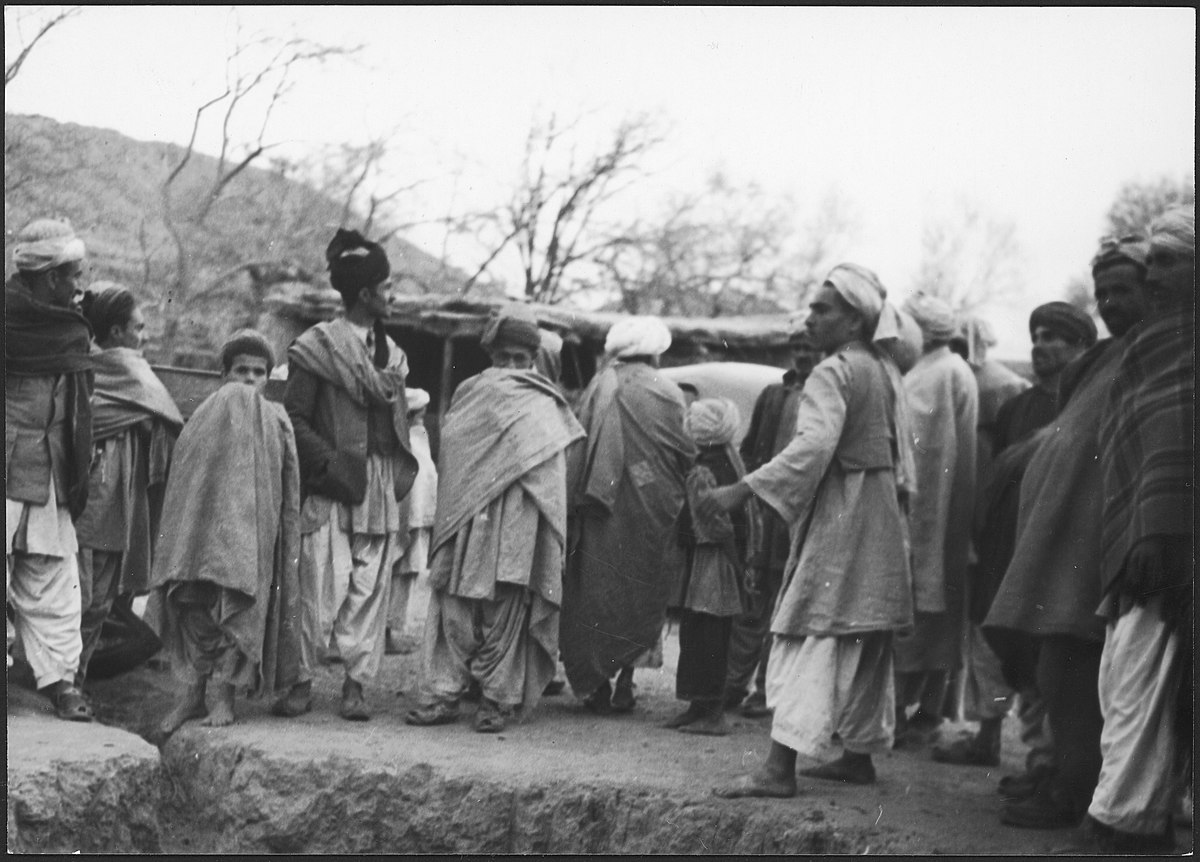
339, 679, 370, 721
473, 699, 509, 734
405, 701, 460, 726
50, 682, 94, 723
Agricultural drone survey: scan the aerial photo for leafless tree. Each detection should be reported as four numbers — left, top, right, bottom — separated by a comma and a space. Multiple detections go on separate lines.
155, 14, 358, 340
4, 6, 81, 88
1104, 175, 1195, 238
457, 112, 665, 303
593, 180, 857, 317
911, 198, 1024, 316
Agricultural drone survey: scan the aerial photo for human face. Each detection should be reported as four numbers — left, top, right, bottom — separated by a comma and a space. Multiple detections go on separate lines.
1093, 264, 1148, 338
805, 286, 864, 353
109, 306, 146, 351
357, 278, 393, 321
1030, 326, 1084, 380
490, 345, 536, 370
790, 341, 823, 377
225, 354, 270, 390
1144, 242, 1195, 313
48, 260, 85, 309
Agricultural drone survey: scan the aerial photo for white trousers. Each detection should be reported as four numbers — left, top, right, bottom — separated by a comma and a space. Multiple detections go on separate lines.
1088, 599, 1188, 835
298, 514, 398, 684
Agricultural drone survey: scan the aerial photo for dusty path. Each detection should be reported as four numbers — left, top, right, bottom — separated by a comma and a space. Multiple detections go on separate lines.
10, 624, 1137, 854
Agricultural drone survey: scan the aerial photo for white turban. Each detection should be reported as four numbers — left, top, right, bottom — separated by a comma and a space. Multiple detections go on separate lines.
903, 292, 959, 344
825, 263, 911, 342
1148, 205, 1195, 257
956, 316, 997, 367
605, 316, 672, 358
685, 397, 741, 447
12, 218, 86, 273
406, 387, 430, 412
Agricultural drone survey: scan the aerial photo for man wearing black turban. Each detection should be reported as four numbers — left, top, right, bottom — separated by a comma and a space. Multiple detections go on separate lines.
272, 229, 418, 721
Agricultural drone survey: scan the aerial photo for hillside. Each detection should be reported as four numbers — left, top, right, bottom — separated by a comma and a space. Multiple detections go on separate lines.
4, 113, 480, 363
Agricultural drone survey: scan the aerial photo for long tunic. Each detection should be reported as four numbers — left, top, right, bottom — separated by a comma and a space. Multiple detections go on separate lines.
986, 339, 1127, 641
560, 360, 696, 696
744, 342, 914, 638
895, 347, 978, 671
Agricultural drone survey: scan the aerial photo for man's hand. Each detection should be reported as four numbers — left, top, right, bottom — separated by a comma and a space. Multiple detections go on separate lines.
695, 481, 754, 522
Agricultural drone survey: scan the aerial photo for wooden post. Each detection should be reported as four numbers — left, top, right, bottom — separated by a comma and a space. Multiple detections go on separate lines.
437, 334, 455, 442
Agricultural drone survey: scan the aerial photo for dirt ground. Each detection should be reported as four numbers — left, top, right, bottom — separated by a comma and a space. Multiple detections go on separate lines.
44, 623, 1136, 855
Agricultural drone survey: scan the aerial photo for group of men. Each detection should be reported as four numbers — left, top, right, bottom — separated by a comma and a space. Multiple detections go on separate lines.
5, 204, 1193, 854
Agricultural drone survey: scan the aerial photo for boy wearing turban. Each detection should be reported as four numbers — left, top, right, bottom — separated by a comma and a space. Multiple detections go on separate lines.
666, 398, 759, 736
6, 218, 95, 721
560, 316, 697, 714
405, 307, 584, 732
274, 230, 418, 721
151, 331, 301, 737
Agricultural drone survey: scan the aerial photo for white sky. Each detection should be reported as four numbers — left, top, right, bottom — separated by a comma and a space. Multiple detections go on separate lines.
5, 5, 1195, 358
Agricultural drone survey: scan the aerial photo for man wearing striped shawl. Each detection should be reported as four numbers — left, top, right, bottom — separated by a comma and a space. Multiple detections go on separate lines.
1079, 206, 1194, 854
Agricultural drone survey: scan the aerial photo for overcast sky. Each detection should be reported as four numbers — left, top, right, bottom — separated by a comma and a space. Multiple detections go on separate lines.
5, 5, 1195, 358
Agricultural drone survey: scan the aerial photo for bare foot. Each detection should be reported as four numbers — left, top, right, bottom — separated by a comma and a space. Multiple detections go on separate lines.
201, 682, 236, 727
799, 753, 876, 785
157, 681, 208, 739
712, 769, 797, 799
663, 703, 705, 729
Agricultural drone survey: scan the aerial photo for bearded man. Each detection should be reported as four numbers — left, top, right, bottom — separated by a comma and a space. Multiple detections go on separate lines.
6, 218, 95, 721
1081, 206, 1194, 854
988, 237, 1150, 831
405, 307, 584, 733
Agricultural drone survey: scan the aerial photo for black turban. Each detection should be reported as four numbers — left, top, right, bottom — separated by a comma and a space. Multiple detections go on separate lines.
1029, 301, 1097, 347
326, 228, 390, 305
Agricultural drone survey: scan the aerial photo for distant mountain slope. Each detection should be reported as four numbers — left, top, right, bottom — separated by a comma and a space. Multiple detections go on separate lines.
4, 113, 477, 362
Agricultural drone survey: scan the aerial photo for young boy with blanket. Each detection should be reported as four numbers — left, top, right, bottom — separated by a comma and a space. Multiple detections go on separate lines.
152, 330, 302, 738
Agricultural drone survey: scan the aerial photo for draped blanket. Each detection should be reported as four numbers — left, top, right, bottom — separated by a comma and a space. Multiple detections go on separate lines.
89, 346, 183, 440
561, 361, 696, 696
1099, 313, 1195, 600
288, 318, 408, 409
149, 383, 302, 695
986, 339, 1127, 641
5, 277, 94, 517
432, 368, 584, 552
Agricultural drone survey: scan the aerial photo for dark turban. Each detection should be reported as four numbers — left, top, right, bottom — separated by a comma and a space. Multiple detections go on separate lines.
1029, 301, 1097, 347
1091, 234, 1149, 275
326, 228, 390, 305
481, 305, 541, 354
220, 328, 276, 373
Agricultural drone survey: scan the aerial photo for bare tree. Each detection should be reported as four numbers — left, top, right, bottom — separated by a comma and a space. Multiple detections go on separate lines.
457, 112, 665, 303
1104, 175, 1195, 238
911, 198, 1024, 316
4, 6, 81, 88
155, 15, 358, 341
593, 180, 857, 317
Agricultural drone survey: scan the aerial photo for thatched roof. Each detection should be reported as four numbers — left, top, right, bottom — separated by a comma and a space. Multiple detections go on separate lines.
263, 285, 795, 351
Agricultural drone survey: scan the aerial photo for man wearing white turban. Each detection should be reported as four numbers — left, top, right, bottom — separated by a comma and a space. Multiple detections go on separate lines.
704, 264, 916, 794
893, 292, 979, 746
6, 218, 95, 721
561, 316, 696, 714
